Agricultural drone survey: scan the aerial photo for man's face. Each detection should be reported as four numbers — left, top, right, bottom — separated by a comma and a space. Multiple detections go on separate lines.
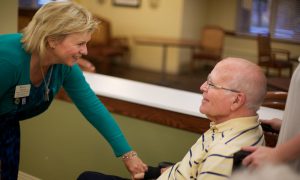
199, 68, 238, 122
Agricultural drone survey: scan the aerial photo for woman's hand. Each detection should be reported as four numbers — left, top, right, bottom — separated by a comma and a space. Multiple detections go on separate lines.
242, 146, 279, 168
121, 151, 148, 177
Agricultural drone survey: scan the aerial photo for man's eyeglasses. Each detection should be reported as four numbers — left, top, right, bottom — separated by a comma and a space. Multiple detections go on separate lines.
205, 80, 241, 93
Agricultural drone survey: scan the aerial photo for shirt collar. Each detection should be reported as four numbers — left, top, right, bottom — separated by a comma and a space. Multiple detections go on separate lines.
209, 116, 259, 132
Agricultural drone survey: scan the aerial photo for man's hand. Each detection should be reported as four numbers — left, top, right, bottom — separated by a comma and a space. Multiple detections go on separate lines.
133, 166, 170, 179
133, 172, 145, 180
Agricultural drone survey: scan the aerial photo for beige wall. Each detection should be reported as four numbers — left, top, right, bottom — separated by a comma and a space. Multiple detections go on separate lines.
76, 0, 300, 74
0, 0, 18, 34
202, 0, 299, 67
2, 0, 299, 73
179, 0, 207, 71
206, 0, 237, 30
76, 0, 191, 73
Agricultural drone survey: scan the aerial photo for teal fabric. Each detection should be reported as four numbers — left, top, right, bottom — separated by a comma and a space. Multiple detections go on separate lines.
0, 33, 131, 157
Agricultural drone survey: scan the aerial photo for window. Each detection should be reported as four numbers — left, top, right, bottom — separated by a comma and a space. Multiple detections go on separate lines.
237, 0, 300, 43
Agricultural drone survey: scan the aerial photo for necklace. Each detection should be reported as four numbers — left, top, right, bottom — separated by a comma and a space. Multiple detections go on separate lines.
40, 65, 53, 101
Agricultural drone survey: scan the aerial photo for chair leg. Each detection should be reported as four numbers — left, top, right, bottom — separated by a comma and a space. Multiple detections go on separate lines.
266, 67, 269, 77
278, 68, 282, 77
190, 59, 195, 72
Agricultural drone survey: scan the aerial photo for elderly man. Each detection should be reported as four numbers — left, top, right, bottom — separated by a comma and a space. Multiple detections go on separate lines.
155, 57, 267, 180
78, 57, 267, 180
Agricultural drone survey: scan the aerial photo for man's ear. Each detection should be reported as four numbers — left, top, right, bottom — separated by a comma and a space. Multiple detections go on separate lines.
231, 93, 245, 111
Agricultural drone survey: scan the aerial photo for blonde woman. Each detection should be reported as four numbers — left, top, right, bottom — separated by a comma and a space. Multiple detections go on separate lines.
0, 2, 147, 179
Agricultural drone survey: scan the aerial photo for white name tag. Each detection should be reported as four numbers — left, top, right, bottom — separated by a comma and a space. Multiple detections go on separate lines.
14, 84, 31, 98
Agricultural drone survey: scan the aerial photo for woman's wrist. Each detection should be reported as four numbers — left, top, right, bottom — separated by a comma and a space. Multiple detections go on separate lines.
121, 151, 137, 161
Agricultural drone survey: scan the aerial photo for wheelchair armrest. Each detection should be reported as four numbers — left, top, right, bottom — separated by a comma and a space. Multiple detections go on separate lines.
232, 150, 252, 172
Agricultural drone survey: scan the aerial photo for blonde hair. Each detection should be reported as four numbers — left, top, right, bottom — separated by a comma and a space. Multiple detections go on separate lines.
21, 1, 98, 58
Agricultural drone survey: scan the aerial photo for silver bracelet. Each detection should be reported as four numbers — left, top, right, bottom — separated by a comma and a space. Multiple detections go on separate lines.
121, 151, 137, 160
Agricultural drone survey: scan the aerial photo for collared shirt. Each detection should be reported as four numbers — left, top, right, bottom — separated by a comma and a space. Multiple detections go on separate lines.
158, 116, 265, 180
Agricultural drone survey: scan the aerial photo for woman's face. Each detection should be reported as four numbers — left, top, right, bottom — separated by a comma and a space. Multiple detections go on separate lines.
50, 32, 91, 66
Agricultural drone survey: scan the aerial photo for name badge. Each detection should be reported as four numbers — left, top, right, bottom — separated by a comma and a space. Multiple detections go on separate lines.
14, 84, 31, 98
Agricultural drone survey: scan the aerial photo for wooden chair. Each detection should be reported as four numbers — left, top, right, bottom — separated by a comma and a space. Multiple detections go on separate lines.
261, 91, 287, 147
190, 25, 225, 71
18, 9, 35, 32
257, 34, 293, 77
262, 91, 288, 110
84, 15, 130, 74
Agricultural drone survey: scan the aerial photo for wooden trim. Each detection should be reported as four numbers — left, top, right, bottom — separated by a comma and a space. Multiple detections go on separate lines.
99, 96, 278, 147
98, 96, 209, 134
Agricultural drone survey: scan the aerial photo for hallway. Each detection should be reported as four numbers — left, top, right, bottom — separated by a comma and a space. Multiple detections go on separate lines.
105, 63, 289, 93
107, 64, 212, 93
